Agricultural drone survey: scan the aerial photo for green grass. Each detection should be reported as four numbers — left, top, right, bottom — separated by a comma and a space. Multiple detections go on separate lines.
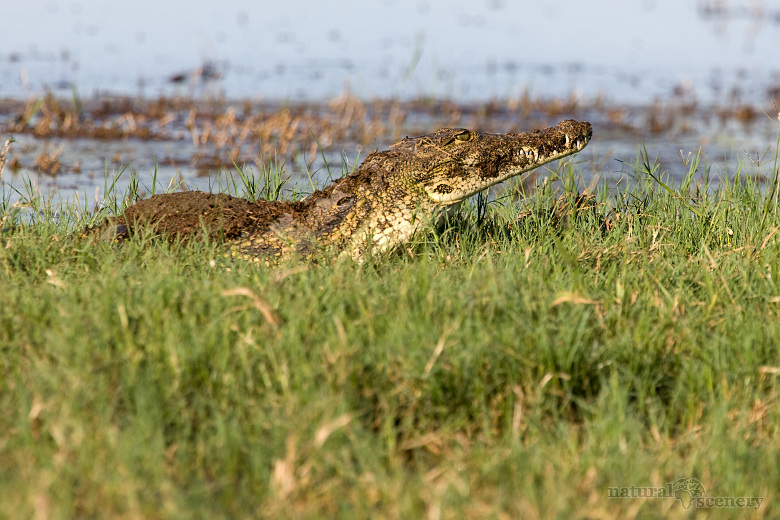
1, 147, 780, 519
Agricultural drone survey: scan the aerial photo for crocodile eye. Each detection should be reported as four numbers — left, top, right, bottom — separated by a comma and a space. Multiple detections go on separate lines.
455, 130, 472, 142
336, 195, 354, 207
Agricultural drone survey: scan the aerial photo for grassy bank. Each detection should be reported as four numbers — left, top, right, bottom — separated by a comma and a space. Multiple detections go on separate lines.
1, 149, 779, 518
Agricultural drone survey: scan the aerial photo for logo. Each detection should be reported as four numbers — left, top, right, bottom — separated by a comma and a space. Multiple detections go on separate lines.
608, 478, 764, 510
671, 478, 705, 509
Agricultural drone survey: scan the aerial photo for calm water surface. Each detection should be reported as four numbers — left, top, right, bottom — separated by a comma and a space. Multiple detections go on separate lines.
2, 0, 779, 102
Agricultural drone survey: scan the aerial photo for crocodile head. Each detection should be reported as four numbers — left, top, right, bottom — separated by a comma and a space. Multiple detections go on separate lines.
393, 119, 592, 205
330, 119, 592, 257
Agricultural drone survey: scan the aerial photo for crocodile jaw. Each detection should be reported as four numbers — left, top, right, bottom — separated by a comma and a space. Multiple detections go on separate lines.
422, 120, 592, 205
423, 168, 537, 204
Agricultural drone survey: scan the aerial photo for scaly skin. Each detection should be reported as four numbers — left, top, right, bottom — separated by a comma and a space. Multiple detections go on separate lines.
92, 120, 592, 260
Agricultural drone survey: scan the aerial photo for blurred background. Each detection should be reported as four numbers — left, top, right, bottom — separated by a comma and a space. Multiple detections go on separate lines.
1, 0, 779, 202
2, 0, 778, 103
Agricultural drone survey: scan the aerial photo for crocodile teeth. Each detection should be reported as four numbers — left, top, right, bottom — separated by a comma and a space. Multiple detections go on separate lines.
565, 134, 571, 147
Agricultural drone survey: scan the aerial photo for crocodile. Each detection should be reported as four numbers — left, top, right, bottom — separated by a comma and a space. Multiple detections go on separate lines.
89, 119, 592, 261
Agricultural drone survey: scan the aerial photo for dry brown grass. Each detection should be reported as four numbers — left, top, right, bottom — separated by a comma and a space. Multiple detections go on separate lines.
1, 89, 777, 177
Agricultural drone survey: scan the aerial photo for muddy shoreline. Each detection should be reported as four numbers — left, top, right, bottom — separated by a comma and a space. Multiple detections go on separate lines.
2, 92, 779, 204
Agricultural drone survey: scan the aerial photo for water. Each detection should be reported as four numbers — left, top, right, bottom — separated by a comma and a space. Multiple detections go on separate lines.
2, 0, 779, 103
1, 0, 780, 206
